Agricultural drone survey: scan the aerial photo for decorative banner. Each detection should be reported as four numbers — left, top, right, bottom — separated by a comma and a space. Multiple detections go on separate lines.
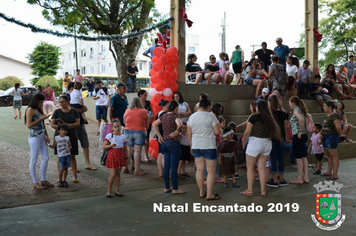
313, 28, 323, 43
0, 12, 174, 42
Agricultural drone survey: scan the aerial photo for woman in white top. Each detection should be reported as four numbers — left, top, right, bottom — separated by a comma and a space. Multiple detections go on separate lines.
187, 94, 221, 200
108, 81, 117, 95
11, 83, 30, 119
286, 56, 299, 99
173, 91, 191, 122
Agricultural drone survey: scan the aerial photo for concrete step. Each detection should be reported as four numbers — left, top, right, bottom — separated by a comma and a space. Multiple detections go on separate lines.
230, 99, 356, 116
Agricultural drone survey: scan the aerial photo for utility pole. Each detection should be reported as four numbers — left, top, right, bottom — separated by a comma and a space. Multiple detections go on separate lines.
74, 25, 78, 71
221, 12, 226, 52
250, 44, 260, 55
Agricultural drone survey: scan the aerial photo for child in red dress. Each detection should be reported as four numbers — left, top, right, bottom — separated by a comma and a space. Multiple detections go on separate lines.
103, 119, 128, 198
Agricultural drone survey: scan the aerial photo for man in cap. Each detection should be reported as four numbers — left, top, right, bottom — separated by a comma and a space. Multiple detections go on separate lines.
343, 55, 356, 81
109, 82, 128, 126
297, 60, 312, 99
274, 37, 290, 71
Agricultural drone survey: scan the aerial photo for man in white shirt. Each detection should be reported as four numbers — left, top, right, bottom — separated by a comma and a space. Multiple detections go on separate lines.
93, 80, 111, 135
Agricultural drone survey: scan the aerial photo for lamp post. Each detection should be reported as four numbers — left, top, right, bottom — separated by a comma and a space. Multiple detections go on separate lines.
73, 25, 78, 71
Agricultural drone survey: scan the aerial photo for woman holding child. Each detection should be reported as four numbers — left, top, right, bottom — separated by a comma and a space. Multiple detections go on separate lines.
51, 95, 80, 183
241, 100, 282, 196
244, 58, 265, 99
25, 93, 53, 190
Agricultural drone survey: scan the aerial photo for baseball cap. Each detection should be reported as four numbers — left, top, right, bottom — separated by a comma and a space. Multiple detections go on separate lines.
303, 60, 310, 66
262, 88, 269, 94
275, 37, 282, 42
118, 82, 127, 88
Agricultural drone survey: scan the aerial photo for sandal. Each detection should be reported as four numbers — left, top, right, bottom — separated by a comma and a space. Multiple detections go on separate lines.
72, 178, 78, 183
232, 183, 240, 188
41, 180, 54, 187
164, 188, 172, 193
200, 191, 207, 198
327, 176, 339, 180
223, 183, 228, 188
63, 181, 69, 187
178, 174, 185, 179
207, 193, 220, 200
172, 189, 186, 195
33, 183, 46, 190
320, 173, 331, 176
183, 172, 191, 177
85, 165, 97, 171
57, 181, 64, 187
114, 192, 123, 197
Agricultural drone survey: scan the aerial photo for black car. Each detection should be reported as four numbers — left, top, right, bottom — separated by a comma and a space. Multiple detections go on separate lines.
0, 87, 37, 107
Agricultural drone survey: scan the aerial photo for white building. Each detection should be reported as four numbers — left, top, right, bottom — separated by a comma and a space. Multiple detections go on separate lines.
59, 34, 199, 78
0, 53, 33, 86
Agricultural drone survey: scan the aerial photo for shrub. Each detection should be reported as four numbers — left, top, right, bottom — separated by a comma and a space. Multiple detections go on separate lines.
35, 75, 62, 95
0, 76, 24, 90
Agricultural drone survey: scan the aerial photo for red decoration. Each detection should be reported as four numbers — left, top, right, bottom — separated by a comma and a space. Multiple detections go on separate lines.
180, 7, 193, 28
313, 28, 323, 43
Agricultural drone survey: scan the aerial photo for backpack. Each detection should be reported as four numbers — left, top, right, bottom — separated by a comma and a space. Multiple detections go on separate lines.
306, 113, 314, 133
275, 64, 288, 84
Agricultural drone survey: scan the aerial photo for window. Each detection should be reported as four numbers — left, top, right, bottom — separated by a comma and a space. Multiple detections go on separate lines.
90, 66, 94, 73
188, 46, 195, 54
81, 49, 86, 57
139, 62, 142, 70
101, 64, 106, 72
81, 67, 86, 74
73, 52, 76, 59
90, 47, 94, 55
101, 44, 106, 52
73, 69, 76, 76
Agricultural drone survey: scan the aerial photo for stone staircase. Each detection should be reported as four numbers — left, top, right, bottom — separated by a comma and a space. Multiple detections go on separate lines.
180, 84, 356, 164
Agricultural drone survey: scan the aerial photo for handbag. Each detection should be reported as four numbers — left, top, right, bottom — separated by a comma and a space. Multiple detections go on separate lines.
100, 133, 113, 165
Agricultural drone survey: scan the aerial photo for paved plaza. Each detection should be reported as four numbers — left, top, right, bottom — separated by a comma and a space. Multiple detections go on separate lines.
0, 107, 355, 235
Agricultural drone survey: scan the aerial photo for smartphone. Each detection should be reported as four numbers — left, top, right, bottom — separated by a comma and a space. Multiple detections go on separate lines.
56, 118, 64, 124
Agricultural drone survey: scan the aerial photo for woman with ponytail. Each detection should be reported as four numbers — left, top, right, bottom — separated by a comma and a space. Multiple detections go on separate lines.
289, 96, 310, 184
187, 94, 222, 200
241, 100, 282, 196
42, 83, 57, 125
153, 100, 185, 194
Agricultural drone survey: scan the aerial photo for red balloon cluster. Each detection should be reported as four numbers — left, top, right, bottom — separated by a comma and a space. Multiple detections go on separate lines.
148, 46, 179, 159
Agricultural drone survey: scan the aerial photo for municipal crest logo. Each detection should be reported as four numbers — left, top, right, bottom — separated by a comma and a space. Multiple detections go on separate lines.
311, 181, 346, 230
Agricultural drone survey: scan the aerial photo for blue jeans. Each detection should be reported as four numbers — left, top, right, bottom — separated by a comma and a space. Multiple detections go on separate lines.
128, 76, 137, 93
87, 91, 93, 97
284, 142, 295, 164
270, 142, 285, 175
297, 80, 312, 95
162, 140, 181, 190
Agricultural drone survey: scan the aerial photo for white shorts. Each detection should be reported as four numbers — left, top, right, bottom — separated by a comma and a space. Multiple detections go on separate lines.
246, 137, 272, 158
43, 101, 54, 111
62, 86, 68, 93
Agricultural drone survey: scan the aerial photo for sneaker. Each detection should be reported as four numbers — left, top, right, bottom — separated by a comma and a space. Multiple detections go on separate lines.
235, 173, 240, 179
313, 169, 321, 175
227, 175, 233, 180
279, 180, 289, 187
266, 180, 279, 187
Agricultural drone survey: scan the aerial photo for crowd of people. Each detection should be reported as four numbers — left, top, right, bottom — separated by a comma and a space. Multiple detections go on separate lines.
11, 37, 355, 198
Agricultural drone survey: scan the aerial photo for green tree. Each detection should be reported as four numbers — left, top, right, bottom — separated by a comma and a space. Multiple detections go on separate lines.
319, 0, 356, 71
28, 0, 158, 83
35, 75, 62, 95
27, 41, 61, 85
0, 76, 24, 90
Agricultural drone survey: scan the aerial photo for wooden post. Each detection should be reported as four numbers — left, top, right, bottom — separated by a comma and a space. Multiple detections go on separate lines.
170, 0, 186, 85
305, 0, 318, 76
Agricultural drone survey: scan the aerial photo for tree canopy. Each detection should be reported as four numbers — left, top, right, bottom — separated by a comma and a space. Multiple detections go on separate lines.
28, 0, 157, 83
0, 76, 23, 90
27, 41, 61, 85
319, 0, 356, 70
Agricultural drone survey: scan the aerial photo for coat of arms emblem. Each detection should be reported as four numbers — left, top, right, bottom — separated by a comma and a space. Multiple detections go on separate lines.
311, 181, 346, 230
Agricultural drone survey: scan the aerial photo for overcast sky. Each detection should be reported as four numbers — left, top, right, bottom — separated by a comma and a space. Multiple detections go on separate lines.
0, 0, 311, 65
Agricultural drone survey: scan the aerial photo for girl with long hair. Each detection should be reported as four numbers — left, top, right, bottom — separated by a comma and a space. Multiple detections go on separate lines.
241, 100, 282, 196
289, 96, 310, 184
11, 83, 30, 119
24, 93, 53, 190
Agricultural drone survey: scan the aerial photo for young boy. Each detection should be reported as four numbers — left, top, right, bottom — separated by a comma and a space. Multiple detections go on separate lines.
311, 74, 331, 112
49, 124, 72, 187
227, 121, 239, 180
307, 123, 323, 175
178, 122, 190, 179
70, 81, 88, 124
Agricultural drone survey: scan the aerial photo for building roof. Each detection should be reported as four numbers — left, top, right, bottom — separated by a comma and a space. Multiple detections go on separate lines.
0, 53, 30, 66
